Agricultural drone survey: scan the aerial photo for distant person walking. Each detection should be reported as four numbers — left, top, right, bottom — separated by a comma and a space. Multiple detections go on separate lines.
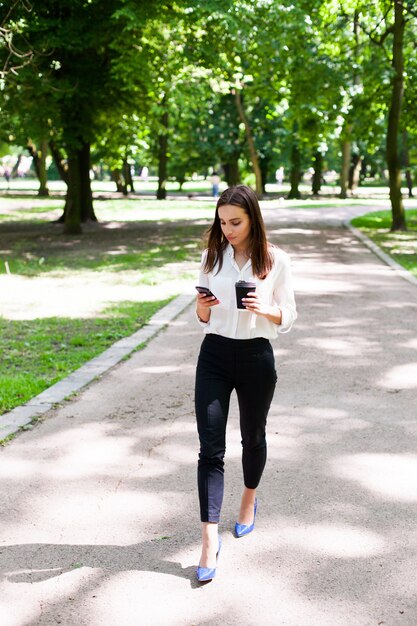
275, 166, 284, 187
194, 185, 297, 582
140, 166, 149, 182
211, 171, 221, 198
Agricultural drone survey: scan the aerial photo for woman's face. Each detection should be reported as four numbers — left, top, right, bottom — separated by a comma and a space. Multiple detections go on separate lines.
218, 204, 252, 251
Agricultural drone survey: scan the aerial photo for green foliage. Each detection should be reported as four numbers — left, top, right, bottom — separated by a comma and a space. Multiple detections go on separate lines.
1, 0, 417, 199
168, 91, 243, 178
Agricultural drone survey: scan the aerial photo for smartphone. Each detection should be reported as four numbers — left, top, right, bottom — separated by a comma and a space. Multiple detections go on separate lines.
195, 285, 217, 299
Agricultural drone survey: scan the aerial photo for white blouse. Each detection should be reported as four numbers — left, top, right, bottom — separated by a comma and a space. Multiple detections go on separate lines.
197, 243, 297, 339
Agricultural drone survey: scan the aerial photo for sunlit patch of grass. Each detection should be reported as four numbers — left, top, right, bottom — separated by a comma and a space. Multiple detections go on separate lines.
0, 196, 216, 224
0, 222, 207, 276
286, 199, 378, 209
0, 299, 172, 414
94, 199, 216, 222
0, 197, 62, 222
351, 209, 417, 277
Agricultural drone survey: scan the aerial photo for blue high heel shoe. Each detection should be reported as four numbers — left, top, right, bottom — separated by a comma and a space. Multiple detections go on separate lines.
235, 498, 257, 538
196, 536, 222, 582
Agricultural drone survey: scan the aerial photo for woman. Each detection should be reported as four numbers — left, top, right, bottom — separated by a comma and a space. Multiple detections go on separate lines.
195, 185, 297, 582
211, 171, 221, 198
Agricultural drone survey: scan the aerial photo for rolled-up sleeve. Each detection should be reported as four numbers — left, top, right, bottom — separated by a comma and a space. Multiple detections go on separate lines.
195, 250, 210, 327
273, 252, 297, 333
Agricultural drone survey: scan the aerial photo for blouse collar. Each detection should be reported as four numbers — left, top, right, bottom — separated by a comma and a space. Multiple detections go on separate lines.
226, 243, 252, 273
226, 243, 252, 259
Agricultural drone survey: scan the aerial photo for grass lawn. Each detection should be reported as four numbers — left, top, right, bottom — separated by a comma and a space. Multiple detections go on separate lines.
0, 196, 217, 225
351, 209, 417, 278
0, 300, 171, 415
0, 197, 211, 420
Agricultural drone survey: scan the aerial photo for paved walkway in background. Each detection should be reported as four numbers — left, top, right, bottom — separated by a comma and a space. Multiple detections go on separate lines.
1, 205, 417, 626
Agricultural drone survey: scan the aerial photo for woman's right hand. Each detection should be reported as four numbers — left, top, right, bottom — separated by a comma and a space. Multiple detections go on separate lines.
196, 293, 220, 309
196, 293, 220, 323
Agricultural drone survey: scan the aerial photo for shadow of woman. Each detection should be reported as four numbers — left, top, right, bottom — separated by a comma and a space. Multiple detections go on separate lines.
0, 539, 201, 588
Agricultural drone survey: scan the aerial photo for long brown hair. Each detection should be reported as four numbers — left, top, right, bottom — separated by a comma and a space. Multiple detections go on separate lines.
203, 185, 273, 279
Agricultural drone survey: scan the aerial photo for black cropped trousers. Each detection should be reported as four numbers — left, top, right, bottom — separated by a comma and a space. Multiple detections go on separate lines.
195, 333, 277, 523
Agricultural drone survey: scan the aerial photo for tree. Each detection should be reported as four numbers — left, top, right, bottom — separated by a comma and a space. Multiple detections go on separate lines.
166, 85, 243, 188
333, 0, 417, 230
4, 1, 115, 231
180, 0, 286, 197
2, 1, 166, 233
0, 0, 33, 78
385, 0, 406, 230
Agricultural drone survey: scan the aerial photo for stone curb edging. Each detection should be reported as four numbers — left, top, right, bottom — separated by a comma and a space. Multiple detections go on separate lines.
0, 293, 195, 442
344, 220, 417, 288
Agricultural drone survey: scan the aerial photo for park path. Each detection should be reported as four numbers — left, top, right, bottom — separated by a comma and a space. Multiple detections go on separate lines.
1, 205, 417, 626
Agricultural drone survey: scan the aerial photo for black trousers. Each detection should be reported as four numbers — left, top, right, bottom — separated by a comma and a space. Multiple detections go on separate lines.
195, 333, 277, 523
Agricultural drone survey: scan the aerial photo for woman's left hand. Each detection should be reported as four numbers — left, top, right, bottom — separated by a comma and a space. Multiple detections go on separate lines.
242, 292, 283, 324
241, 292, 271, 317
242, 293, 283, 325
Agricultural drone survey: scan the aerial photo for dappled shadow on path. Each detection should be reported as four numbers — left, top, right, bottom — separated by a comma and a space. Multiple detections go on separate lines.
1, 226, 417, 625
0, 539, 197, 586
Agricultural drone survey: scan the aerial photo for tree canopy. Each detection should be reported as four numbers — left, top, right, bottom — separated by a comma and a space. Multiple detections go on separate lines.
1, 0, 416, 231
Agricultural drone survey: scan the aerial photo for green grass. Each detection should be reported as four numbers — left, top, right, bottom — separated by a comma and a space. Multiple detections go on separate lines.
0, 299, 171, 414
0, 196, 216, 224
0, 205, 62, 222
0, 198, 212, 418
351, 209, 417, 277
1, 228, 204, 277
285, 199, 377, 210
0, 176, 215, 195
0, 198, 212, 280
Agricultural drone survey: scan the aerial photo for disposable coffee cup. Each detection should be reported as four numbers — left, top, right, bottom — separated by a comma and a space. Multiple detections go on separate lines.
235, 280, 256, 309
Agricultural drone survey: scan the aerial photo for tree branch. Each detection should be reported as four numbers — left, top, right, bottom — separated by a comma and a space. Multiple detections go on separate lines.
0, 0, 34, 78
400, 0, 417, 20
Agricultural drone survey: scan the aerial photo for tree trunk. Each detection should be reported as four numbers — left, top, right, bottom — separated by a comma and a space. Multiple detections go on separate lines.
157, 108, 169, 200
49, 141, 69, 185
234, 88, 263, 198
405, 169, 413, 199
340, 12, 360, 200
111, 169, 126, 194
79, 142, 96, 222
311, 150, 323, 195
222, 158, 240, 186
386, 0, 406, 231
121, 161, 129, 196
27, 139, 49, 196
38, 139, 49, 196
62, 143, 96, 233
402, 130, 413, 198
260, 157, 269, 195
287, 140, 302, 199
11, 154, 22, 177
123, 158, 134, 193
339, 137, 351, 199
49, 141, 69, 224
349, 153, 362, 192
64, 155, 82, 234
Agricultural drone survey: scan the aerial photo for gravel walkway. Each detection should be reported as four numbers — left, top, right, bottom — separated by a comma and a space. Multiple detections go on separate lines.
0, 204, 416, 626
